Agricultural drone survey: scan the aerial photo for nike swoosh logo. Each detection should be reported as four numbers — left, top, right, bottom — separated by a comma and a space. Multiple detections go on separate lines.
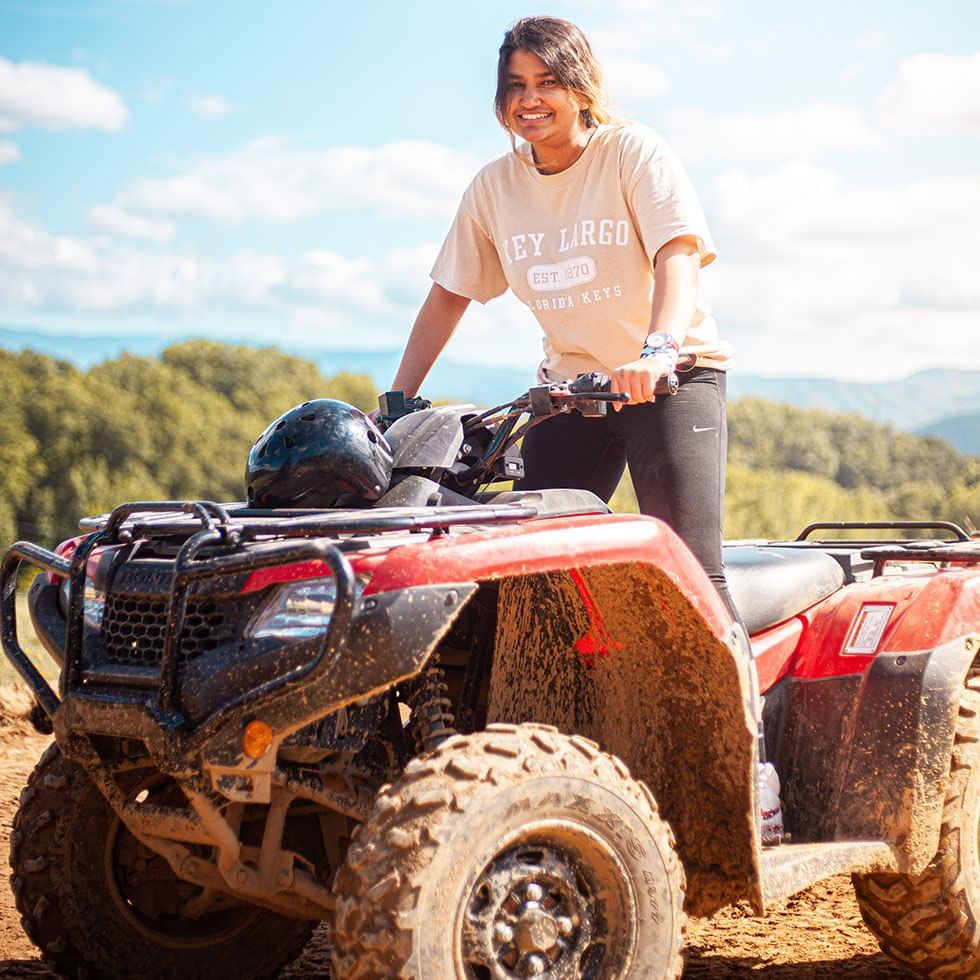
692, 425, 715, 432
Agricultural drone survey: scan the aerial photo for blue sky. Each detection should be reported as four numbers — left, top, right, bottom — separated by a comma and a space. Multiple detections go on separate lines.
1, 0, 978, 381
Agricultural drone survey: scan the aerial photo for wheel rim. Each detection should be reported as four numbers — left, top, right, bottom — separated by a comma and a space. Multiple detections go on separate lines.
104, 775, 263, 950
457, 826, 635, 979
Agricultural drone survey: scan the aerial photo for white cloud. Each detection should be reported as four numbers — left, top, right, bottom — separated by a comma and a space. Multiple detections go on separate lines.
96, 137, 482, 231
187, 93, 232, 117
0, 193, 547, 366
0, 199, 388, 328
603, 57, 671, 107
88, 203, 176, 242
703, 164, 980, 378
880, 51, 980, 137
4, 129, 979, 381
208, 251, 288, 305
586, 1, 738, 109
290, 250, 388, 312
0, 203, 278, 313
0, 141, 20, 165
669, 101, 878, 163
0, 56, 128, 133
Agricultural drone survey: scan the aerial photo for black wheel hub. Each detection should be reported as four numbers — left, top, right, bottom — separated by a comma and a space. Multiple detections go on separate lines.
461, 844, 600, 979
105, 775, 260, 949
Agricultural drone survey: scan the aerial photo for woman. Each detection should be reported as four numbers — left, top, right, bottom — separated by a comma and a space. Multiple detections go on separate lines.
390, 15, 738, 618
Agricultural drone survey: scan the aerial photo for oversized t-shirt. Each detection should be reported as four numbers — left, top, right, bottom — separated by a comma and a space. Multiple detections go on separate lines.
430, 122, 733, 381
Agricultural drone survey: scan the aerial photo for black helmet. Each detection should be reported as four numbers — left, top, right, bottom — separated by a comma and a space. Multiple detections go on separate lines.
246, 399, 393, 508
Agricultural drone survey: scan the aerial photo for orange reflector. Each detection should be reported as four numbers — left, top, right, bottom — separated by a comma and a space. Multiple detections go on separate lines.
242, 720, 274, 759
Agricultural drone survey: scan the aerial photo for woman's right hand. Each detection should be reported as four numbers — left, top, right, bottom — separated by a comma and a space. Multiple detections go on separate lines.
608, 355, 671, 410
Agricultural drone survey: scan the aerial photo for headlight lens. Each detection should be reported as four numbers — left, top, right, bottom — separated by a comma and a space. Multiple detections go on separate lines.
58, 574, 106, 629
248, 575, 367, 641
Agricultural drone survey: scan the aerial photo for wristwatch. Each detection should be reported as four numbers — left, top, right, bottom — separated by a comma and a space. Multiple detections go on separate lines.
641, 331, 680, 362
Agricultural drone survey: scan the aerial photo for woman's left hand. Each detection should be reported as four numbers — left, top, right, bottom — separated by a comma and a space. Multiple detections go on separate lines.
609, 356, 670, 410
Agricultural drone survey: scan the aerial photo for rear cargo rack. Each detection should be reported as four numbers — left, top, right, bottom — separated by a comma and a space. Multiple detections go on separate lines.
796, 521, 972, 544
859, 540, 980, 575
791, 521, 979, 576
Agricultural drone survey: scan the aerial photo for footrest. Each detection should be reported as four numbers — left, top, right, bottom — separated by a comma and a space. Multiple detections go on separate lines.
760, 840, 899, 907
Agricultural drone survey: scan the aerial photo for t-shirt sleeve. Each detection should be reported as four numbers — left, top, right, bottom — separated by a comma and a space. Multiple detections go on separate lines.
429, 180, 509, 304
622, 126, 717, 270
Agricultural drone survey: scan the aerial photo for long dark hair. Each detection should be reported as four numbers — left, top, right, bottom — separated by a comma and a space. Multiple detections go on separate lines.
494, 16, 613, 132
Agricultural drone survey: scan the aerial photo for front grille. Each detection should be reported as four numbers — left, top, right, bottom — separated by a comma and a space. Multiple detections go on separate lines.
101, 593, 241, 668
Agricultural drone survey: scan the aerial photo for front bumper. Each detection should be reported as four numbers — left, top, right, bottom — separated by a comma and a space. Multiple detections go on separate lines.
2, 501, 476, 781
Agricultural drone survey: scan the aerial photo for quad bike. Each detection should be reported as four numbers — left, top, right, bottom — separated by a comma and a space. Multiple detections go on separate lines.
3, 368, 980, 979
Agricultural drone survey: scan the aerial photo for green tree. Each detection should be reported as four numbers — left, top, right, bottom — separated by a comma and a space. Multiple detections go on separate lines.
2, 342, 974, 552
729, 399, 840, 479
160, 340, 375, 414
724, 465, 891, 540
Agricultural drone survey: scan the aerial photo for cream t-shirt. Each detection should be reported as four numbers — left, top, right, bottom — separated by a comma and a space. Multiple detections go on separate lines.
431, 123, 733, 381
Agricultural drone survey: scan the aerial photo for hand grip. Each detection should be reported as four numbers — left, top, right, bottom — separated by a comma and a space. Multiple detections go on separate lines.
570, 370, 679, 398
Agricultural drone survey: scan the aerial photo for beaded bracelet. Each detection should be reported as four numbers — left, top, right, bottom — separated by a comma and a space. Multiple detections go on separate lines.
640, 331, 680, 368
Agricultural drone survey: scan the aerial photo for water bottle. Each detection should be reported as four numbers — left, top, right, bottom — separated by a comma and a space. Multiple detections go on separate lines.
758, 761, 784, 846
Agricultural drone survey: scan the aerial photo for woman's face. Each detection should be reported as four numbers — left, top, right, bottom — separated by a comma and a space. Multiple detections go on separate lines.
504, 48, 587, 150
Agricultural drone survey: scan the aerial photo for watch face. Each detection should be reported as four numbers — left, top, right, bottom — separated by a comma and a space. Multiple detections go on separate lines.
644, 331, 677, 352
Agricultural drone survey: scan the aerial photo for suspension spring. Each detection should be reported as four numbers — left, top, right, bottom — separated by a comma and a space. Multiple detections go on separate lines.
411, 667, 457, 753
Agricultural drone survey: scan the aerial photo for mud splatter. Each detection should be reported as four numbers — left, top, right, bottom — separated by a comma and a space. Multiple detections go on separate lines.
490, 563, 758, 917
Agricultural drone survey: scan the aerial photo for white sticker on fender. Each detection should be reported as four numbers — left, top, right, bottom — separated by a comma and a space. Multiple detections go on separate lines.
844, 603, 894, 655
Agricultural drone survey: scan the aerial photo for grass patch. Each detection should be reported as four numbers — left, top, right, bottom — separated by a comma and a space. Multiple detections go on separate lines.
0, 590, 60, 696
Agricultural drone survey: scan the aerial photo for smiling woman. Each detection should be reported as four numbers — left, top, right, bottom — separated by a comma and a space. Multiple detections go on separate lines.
388, 15, 740, 621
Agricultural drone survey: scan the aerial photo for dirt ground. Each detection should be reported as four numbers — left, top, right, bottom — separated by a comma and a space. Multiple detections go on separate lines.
0, 724, 912, 979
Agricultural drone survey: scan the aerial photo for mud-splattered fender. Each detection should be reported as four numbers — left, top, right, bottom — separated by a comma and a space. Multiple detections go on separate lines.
798, 632, 979, 875
487, 563, 762, 917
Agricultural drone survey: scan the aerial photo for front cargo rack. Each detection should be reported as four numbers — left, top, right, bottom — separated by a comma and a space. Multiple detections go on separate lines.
78, 499, 539, 539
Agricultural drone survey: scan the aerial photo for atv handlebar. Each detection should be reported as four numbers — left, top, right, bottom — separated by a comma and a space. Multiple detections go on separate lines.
378, 359, 688, 429
378, 361, 692, 492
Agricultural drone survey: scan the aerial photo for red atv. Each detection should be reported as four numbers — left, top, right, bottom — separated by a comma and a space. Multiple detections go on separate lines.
2, 374, 979, 979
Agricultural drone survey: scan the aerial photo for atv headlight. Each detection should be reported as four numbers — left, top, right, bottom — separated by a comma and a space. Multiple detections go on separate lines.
58, 574, 105, 629
248, 576, 367, 641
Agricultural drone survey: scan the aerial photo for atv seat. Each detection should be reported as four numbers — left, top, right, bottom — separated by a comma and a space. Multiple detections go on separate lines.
724, 546, 845, 635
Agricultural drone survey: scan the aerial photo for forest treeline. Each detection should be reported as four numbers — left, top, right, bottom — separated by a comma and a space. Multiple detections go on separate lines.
724, 399, 979, 538
1, 341, 977, 547
0, 341, 375, 547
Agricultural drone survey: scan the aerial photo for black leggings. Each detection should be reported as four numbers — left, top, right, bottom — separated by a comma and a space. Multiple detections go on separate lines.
515, 367, 738, 619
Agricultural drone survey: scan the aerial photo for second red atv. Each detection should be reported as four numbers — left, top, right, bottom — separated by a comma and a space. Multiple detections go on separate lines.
3, 374, 979, 978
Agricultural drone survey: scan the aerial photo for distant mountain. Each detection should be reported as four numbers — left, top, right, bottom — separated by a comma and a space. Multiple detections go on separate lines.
1, 325, 977, 452
0, 324, 168, 368
0, 325, 532, 409
915, 413, 980, 456
726, 371, 980, 432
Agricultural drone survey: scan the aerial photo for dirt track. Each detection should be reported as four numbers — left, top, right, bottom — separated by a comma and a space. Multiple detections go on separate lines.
0, 726, 912, 978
